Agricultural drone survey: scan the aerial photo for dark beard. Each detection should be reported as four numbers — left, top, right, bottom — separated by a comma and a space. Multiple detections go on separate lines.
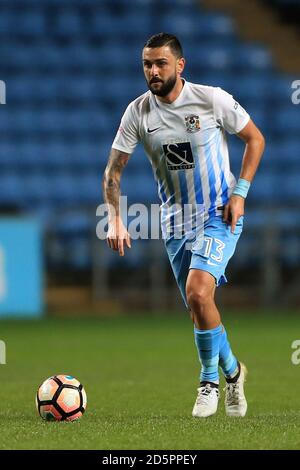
148, 74, 177, 97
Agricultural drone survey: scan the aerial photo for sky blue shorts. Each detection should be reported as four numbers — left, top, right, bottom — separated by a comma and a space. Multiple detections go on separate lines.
164, 215, 244, 309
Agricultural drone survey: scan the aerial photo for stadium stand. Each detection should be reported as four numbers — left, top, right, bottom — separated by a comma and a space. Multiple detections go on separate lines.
0, 0, 299, 271
261, 0, 300, 30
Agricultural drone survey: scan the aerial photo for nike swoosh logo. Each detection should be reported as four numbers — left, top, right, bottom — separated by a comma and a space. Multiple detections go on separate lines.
147, 127, 160, 133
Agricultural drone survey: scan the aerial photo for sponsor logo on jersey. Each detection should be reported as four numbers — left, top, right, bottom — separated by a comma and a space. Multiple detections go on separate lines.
163, 142, 195, 170
185, 114, 200, 133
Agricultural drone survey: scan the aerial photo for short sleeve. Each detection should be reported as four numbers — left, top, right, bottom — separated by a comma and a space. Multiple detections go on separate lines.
112, 102, 140, 154
213, 87, 250, 135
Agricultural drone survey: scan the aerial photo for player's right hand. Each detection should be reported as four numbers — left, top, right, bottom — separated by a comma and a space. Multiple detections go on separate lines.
106, 217, 131, 256
223, 194, 244, 234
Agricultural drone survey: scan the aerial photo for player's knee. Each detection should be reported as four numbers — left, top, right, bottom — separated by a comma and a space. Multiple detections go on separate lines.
186, 285, 213, 310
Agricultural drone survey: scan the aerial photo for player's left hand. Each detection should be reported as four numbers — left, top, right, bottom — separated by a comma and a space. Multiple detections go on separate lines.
223, 195, 245, 234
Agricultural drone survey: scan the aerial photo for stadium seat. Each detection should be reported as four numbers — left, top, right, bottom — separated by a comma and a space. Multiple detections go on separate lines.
121, 173, 158, 204
0, 11, 46, 36
247, 173, 279, 203
270, 74, 297, 103
77, 172, 102, 205
53, 10, 83, 36
0, 143, 17, 168
0, 172, 25, 206
272, 105, 300, 135
259, 139, 300, 169
230, 44, 273, 71
24, 172, 51, 204
159, 13, 235, 40
66, 237, 92, 269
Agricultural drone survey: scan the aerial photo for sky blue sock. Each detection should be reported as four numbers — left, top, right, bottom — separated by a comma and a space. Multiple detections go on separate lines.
194, 324, 223, 384
219, 325, 238, 378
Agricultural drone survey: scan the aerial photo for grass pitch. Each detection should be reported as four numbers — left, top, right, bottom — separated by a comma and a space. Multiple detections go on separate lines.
0, 311, 299, 450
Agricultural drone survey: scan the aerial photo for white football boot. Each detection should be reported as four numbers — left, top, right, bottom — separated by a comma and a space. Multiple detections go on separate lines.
224, 362, 248, 417
192, 383, 219, 418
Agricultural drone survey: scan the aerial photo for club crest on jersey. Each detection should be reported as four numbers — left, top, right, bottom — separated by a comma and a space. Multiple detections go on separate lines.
185, 114, 200, 133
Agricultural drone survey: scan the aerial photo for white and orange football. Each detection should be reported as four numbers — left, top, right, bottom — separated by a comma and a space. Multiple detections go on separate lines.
36, 375, 87, 421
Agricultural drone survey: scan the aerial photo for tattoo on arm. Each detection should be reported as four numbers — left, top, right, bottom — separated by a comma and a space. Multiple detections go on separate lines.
103, 149, 130, 216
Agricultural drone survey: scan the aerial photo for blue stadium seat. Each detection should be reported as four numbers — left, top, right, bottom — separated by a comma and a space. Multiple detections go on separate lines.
35, 109, 108, 136
47, 173, 81, 206
280, 174, 300, 202
278, 139, 300, 164
113, 14, 152, 38
57, 211, 93, 233
260, 139, 300, 169
108, 0, 153, 6
77, 172, 102, 205
32, 45, 66, 69
10, 76, 61, 103
248, 106, 268, 133
63, 141, 105, 170
0, 44, 33, 68
99, 43, 142, 72
247, 173, 279, 203
0, 172, 25, 205
13, 141, 105, 170
121, 173, 158, 204
24, 172, 51, 203
272, 105, 300, 135
60, 44, 100, 69
125, 147, 154, 174
0, 11, 45, 36
53, 10, 83, 36
0, 143, 17, 168
66, 237, 92, 269
159, 13, 235, 40
100, 76, 146, 103
16, 142, 45, 168
159, 0, 197, 4
270, 74, 298, 103
54, 211, 94, 269
1, 109, 39, 135
187, 44, 272, 74
60, 77, 99, 102
230, 76, 270, 102
232, 44, 273, 71
89, 12, 123, 36
187, 45, 234, 71
257, 142, 278, 168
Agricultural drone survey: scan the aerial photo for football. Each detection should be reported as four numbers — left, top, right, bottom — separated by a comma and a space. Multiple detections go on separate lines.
36, 375, 87, 421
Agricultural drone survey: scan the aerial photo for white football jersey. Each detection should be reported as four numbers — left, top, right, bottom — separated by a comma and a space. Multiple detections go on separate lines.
112, 79, 250, 233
